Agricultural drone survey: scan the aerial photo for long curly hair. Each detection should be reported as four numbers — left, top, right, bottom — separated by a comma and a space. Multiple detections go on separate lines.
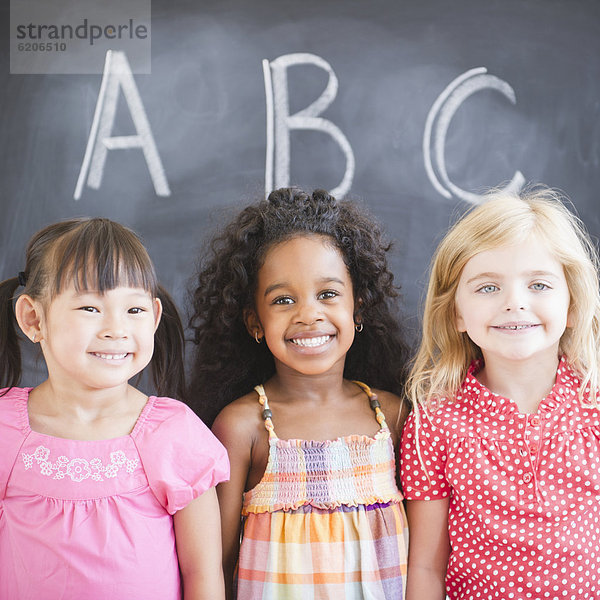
188, 187, 411, 425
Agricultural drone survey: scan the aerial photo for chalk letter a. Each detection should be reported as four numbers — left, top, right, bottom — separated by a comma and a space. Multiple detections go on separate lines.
263, 53, 354, 198
74, 50, 170, 200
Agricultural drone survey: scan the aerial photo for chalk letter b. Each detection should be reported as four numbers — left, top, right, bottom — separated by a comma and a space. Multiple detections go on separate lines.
263, 53, 354, 198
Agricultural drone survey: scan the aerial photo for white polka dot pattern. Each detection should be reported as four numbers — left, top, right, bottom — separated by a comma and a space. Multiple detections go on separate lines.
400, 357, 600, 600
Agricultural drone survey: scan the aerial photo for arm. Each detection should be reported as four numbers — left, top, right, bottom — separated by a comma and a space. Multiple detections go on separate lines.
212, 405, 255, 600
405, 498, 450, 600
174, 487, 225, 600
375, 390, 409, 447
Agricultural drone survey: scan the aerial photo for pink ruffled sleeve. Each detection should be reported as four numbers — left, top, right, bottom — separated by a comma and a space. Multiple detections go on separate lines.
400, 406, 451, 500
0, 387, 30, 500
133, 396, 230, 514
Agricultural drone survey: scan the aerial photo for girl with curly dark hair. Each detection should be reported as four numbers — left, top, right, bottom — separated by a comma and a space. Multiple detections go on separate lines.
189, 187, 411, 599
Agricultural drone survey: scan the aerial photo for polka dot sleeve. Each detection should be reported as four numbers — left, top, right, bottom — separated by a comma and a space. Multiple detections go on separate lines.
400, 406, 450, 499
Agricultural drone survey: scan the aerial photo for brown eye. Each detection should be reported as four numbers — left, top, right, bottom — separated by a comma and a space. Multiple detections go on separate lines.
318, 290, 338, 300
79, 306, 99, 313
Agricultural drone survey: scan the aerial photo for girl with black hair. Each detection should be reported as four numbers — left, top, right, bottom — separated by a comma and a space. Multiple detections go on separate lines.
189, 188, 411, 599
0, 217, 228, 599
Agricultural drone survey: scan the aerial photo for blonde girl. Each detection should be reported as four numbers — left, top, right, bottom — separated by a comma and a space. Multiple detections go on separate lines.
401, 187, 600, 600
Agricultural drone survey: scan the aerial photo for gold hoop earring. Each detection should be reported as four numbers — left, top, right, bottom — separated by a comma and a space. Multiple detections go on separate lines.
355, 322, 363, 333
254, 331, 262, 344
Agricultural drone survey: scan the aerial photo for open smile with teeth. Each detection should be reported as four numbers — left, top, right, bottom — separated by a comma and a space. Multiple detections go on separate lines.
290, 335, 332, 347
92, 352, 129, 360
495, 324, 537, 330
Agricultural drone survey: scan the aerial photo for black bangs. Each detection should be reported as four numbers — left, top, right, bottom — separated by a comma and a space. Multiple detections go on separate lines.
52, 219, 158, 296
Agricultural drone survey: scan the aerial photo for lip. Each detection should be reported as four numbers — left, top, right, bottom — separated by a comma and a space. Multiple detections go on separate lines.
491, 322, 540, 332
287, 331, 335, 352
90, 352, 130, 361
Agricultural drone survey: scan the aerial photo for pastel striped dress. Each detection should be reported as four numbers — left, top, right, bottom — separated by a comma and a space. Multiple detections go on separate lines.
236, 382, 408, 599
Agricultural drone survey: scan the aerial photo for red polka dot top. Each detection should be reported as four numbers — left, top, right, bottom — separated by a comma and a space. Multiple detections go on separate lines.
401, 357, 600, 600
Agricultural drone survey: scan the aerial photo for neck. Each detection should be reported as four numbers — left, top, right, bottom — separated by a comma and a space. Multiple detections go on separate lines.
31, 378, 142, 421
268, 359, 348, 404
477, 352, 560, 414
27, 379, 148, 440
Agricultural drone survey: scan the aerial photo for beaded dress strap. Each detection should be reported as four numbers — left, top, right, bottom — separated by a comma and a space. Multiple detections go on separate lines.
254, 384, 276, 439
253, 382, 388, 437
352, 381, 389, 430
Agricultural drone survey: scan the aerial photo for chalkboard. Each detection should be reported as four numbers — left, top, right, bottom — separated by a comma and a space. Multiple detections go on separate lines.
1, 0, 599, 385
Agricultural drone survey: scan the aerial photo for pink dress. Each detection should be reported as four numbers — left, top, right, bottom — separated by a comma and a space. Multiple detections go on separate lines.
0, 387, 229, 600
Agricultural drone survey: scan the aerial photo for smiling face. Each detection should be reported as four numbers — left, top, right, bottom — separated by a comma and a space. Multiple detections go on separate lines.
35, 284, 162, 394
454, 235, 571, 369
246, 234, 357, 378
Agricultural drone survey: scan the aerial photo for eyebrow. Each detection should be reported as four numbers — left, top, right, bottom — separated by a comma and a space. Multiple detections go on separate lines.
263, 277, 346, 297
465, 270, 562, 284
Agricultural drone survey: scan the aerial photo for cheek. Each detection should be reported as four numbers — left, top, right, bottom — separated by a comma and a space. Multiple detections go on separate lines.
141, 322, 159, 343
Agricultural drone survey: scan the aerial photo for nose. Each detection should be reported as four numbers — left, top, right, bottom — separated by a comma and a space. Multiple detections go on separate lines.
99, 313, 128, 339
504, 286, 527, 312
294, 298, 324, 325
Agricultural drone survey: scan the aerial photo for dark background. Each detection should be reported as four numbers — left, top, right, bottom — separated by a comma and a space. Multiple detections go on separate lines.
2, 0, 599, 386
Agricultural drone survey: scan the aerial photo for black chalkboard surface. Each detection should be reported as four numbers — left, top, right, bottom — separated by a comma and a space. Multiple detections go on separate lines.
1, 0, 599, 386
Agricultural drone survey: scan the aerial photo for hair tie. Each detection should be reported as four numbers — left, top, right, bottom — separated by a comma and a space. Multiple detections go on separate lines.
17, 271, 27, 287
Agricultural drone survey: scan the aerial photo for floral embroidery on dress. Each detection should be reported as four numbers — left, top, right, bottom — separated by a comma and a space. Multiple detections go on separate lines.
22, 446, 139, 482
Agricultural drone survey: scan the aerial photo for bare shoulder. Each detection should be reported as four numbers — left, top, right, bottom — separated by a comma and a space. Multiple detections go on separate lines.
370, 388, 406, 418
212, 388, 272, 493
211, 390, 263, 448
370, 388, 410, 444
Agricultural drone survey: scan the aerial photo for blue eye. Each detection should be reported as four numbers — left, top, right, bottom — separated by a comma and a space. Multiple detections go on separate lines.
531, 282, 550, 291
477, 284, 498, 294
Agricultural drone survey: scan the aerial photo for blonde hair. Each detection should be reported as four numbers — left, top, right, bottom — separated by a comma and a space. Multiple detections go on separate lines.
408, 186, 600, 409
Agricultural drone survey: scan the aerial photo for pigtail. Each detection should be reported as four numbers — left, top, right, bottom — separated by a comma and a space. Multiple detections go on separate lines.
0, 277, 23, 392
151, 284, 186, 401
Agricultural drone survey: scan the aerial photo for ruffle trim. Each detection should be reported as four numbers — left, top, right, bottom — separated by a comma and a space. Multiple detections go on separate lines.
242, 491, 404, 515
460, 356, 579, 416
268, 429, 391, 447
